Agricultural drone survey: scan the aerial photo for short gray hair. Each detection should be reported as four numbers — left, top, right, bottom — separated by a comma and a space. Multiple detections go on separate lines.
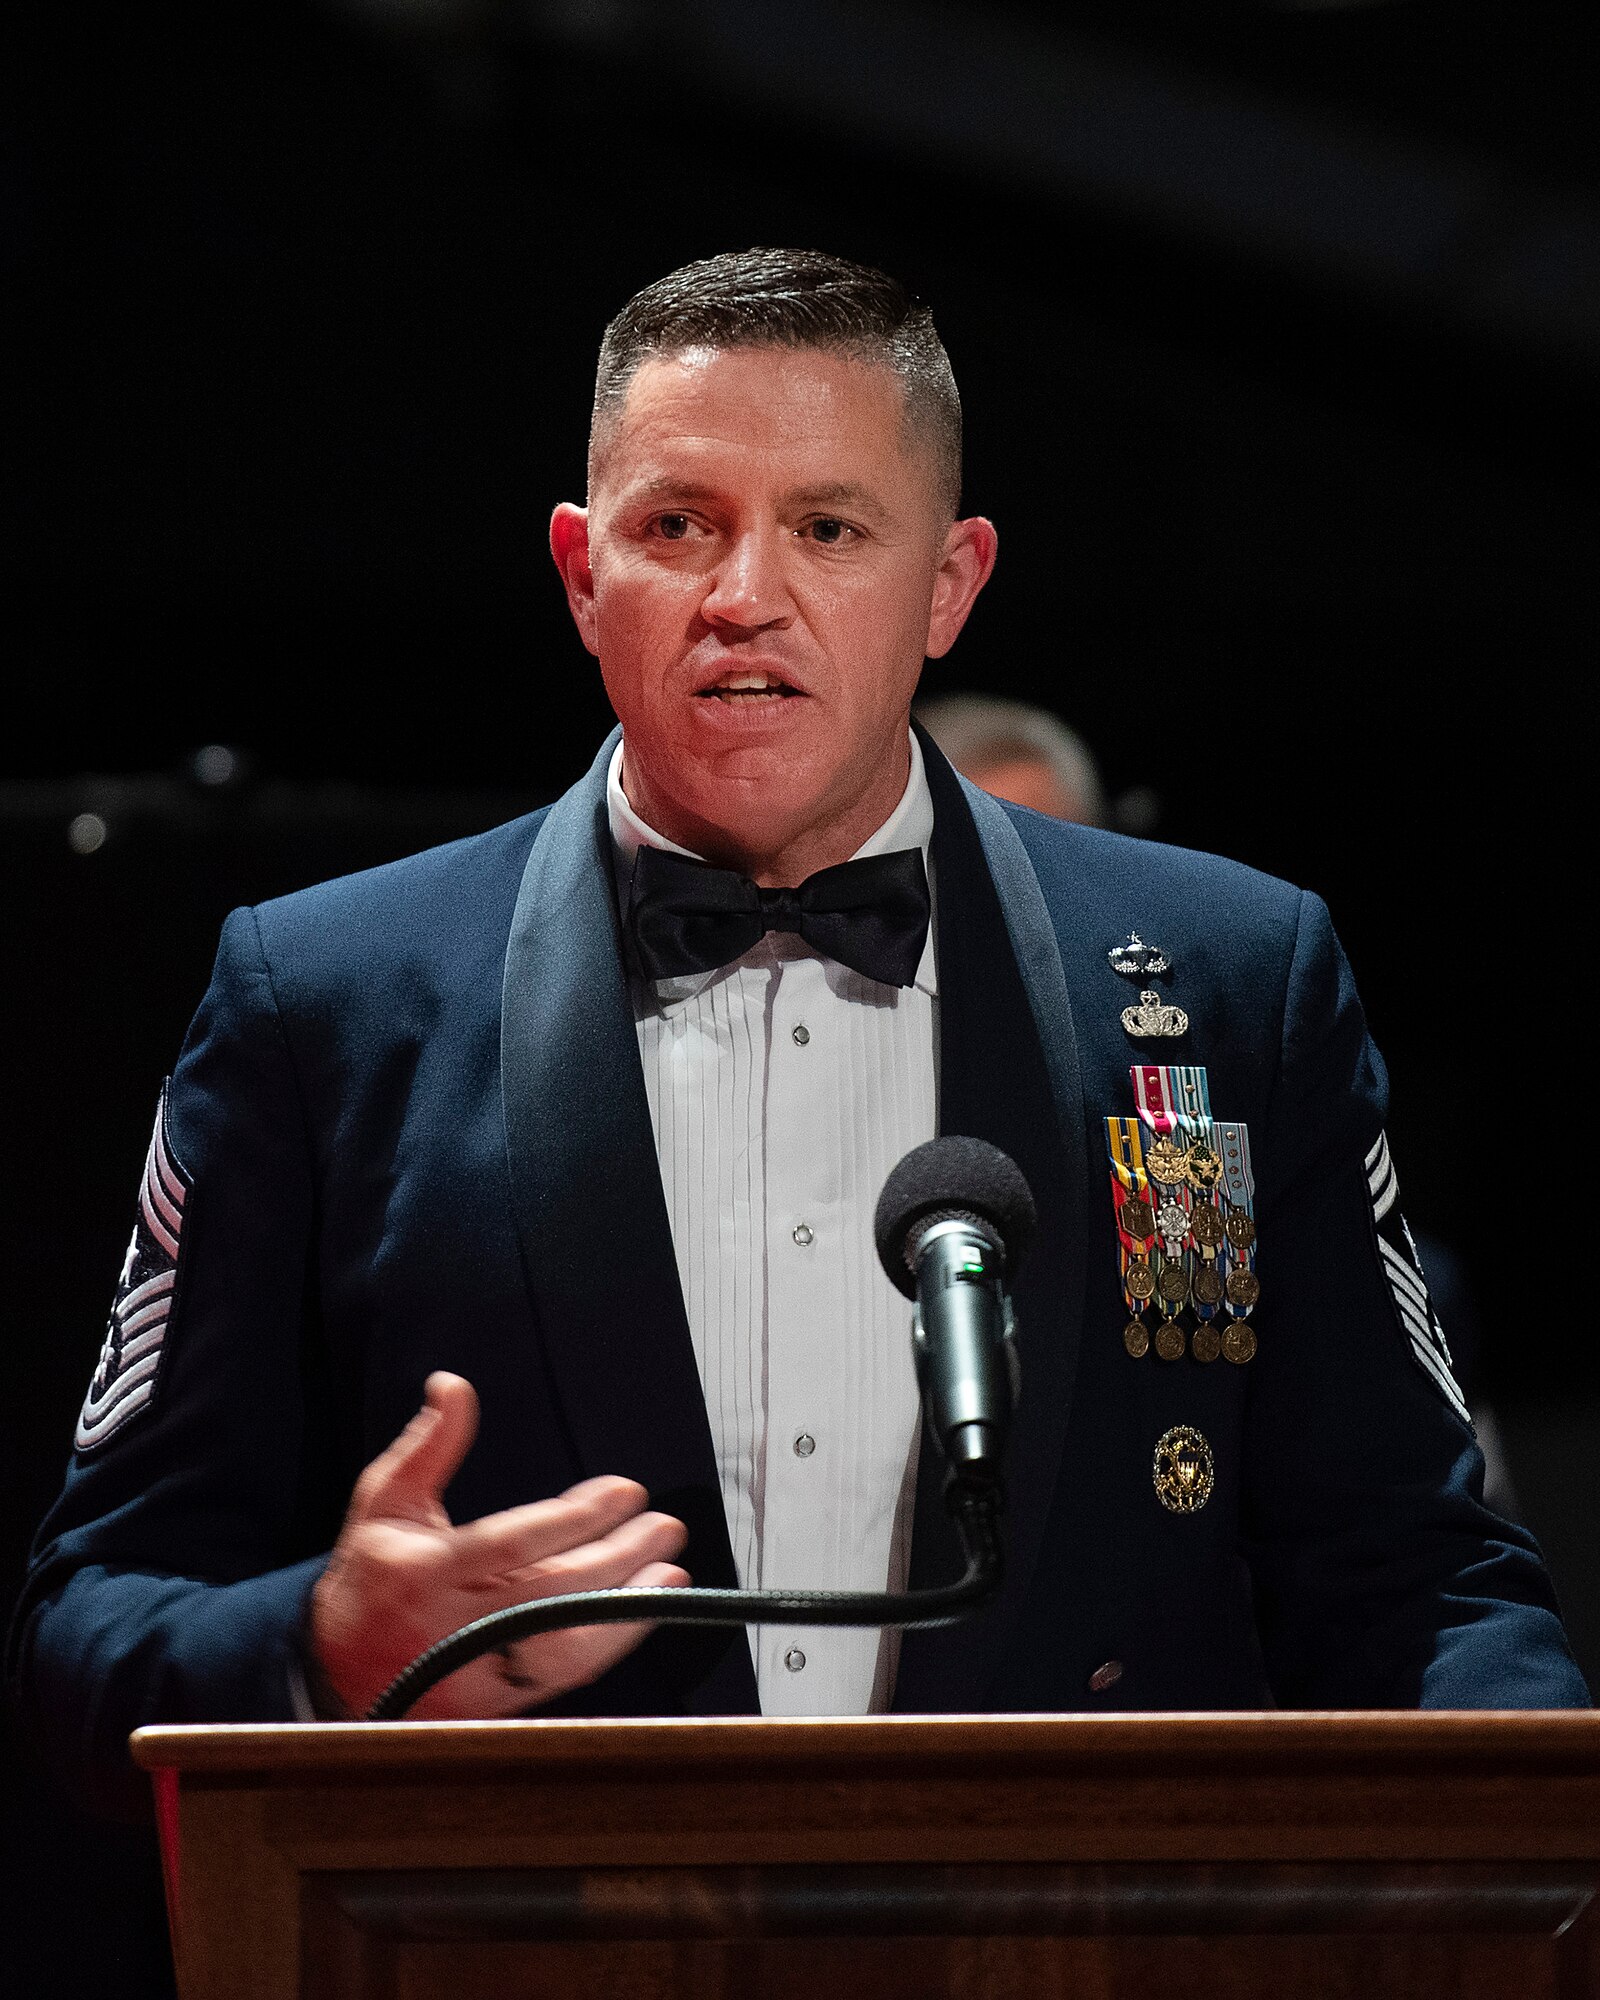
591, 248, 963, 517
916, 693, 1107, 828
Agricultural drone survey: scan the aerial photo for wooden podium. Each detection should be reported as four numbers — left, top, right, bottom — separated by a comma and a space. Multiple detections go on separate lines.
133, 1713, 1600, 1999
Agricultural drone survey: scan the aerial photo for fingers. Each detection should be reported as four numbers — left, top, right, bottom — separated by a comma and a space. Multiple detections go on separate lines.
494, 1507, 689, 1597
447, 1477, 688, 1612
451, 1474, 669, 1574
350, 1372, 480, 1524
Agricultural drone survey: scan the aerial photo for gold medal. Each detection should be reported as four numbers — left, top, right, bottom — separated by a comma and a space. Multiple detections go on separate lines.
1153, 1425, 1214, 1513
1191, 1323, 1222, 1364
1123, 1320, 1150, 1359
1224, 1210, 1256, 1252
1156, 1263, 1189, 1307
1222, 1322, 1257, 1365
1189, 1203, 1224, 1251
1147, 1136, 1190, 1188
1225, 1269, 1260, 1311
1185, 1143, 1223, 1194
1120, 1197, 1154, 1241
1192, 1265, 1224, 1307
1154, 1320, 1186, 1361
1126, 1260, 1157, 1302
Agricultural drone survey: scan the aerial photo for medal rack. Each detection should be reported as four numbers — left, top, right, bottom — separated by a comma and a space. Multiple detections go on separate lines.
1106, 1069, 1261, 1365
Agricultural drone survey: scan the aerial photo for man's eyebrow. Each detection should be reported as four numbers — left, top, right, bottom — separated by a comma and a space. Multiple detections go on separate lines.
618, 476, 723, 506
788, 480, 900, 520
784, 482, 891, 518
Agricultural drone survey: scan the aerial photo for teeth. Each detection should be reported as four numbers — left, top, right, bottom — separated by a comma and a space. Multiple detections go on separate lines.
717, 673, 780, 691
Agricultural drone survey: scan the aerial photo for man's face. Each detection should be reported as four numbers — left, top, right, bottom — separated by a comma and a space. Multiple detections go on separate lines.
551, 345, 995, 882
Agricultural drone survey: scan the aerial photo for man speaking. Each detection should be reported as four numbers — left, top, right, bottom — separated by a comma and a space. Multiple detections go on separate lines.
12, 249, 1586, 1811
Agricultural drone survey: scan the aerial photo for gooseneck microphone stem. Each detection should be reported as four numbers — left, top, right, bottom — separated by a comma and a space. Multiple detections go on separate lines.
365, 1478, 1004, 1722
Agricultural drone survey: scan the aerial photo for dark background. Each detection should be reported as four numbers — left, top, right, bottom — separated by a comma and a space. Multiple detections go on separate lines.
4, 2, 1596, 1991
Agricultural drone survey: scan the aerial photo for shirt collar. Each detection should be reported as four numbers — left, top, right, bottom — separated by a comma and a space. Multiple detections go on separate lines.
606, 732, 938, 999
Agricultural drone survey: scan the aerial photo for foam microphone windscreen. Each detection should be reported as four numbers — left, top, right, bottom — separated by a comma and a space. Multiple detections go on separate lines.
874, 1136, 1038, 1299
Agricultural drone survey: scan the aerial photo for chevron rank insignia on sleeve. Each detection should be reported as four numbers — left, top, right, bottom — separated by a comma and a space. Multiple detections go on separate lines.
76, 1082, 192, 1452
1365, 1131, 1470, 1425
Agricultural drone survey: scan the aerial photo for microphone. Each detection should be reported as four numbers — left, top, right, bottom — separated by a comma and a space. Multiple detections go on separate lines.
874, 1136, 1036, 1482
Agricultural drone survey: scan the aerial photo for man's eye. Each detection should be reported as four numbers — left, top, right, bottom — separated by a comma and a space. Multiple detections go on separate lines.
805, 518, 856, 545
653, 514, 693, 541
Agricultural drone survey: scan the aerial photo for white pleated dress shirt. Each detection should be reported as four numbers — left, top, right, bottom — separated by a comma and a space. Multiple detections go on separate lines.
608, 736, 938, 1715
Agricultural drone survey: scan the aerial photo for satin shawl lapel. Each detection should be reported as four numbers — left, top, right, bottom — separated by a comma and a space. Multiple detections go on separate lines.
895, 736, 1090, 1711
500, 730, 756, 1714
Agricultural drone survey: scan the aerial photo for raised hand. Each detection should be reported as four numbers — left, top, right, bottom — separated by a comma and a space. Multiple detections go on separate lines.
308, 1372, 689, 1719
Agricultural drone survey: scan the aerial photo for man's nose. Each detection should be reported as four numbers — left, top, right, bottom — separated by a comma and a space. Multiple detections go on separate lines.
701, 527, 794, 633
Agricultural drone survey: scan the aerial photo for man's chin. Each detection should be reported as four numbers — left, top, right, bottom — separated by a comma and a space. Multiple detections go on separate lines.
625, 718, 904, 874
684, 783, 819, 859
681, 728, 831, 810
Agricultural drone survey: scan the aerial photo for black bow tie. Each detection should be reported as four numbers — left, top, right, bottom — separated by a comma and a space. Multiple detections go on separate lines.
625, 843, 931, 989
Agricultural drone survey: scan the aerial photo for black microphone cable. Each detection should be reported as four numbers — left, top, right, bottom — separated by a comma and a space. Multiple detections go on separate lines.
365, 1474, 1004, 1721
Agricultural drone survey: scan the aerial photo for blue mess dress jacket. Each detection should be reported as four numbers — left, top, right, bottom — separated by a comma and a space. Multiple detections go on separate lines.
12, 728, 1586, 1813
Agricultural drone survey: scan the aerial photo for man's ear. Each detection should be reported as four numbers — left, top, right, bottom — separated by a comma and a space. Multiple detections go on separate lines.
925, 515, 999, 660
549, 503, 600, 658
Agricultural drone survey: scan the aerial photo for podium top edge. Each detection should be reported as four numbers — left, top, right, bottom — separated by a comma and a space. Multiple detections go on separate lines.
129, 1710, 1600, 1776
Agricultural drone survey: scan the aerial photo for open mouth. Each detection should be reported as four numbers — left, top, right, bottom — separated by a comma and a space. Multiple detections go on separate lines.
696, 671, 803, 704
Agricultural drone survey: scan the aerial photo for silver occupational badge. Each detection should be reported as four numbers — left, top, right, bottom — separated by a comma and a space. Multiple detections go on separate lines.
1108, 932, 1171, 978
1121, 989, 1190, 1039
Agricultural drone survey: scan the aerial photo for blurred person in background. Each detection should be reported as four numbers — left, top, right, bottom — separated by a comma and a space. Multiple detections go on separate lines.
915, 693, 1106, 825
916, 691, 1157, 835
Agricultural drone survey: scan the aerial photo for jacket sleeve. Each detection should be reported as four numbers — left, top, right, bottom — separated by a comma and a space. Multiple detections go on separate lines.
1240, 890, 1588, 1707
8, 906, 340, 1817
